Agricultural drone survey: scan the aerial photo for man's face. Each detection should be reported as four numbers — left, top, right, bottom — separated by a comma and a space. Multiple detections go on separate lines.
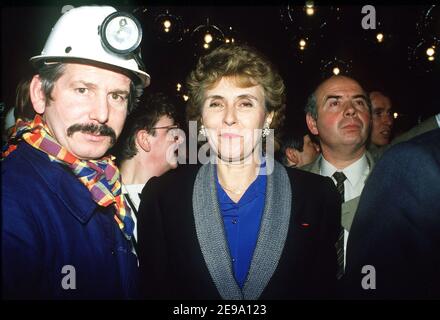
33, 63, 131, 160
370, 93, 393, 146
147, 115, 180, 175
307, 76, 371, 155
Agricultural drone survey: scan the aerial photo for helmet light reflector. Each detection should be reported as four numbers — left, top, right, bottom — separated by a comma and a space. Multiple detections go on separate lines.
101, 12, 142, 55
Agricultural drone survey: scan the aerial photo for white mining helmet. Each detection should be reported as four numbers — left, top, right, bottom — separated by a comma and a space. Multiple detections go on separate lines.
30, 6, 150, 87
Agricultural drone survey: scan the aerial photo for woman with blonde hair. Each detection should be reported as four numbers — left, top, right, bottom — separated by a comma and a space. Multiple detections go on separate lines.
138, 43, 341, 299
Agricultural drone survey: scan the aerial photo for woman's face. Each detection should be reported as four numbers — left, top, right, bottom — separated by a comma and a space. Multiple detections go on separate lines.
201, 76, 271, 163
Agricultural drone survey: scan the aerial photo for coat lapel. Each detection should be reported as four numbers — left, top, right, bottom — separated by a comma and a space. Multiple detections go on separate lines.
243, 160, 292, 299
341, 151, 376, 231
342, 197, 359, 231
192, 162, 243, 300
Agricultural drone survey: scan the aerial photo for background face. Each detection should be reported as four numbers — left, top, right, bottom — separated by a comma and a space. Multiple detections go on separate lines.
147, 115, 180, 174
371, 95, 394, 146
201, 77, 267, 163
41, 63, 130, 160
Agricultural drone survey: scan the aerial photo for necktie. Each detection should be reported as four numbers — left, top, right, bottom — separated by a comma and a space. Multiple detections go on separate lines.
333, 171, 347, 279
333, 171, 346, 203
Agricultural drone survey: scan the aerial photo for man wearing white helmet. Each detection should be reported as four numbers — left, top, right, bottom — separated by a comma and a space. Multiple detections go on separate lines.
1, 6, 149, 299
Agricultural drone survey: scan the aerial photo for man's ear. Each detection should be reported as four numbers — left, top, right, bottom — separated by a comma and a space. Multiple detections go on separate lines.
136, 129, 151, 152
29, 75, 46, 114
306, 113, 319, 136
285, 147, 300, 167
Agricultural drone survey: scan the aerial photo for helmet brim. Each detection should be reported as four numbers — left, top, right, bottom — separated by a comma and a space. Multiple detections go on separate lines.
29, 55, 150, 88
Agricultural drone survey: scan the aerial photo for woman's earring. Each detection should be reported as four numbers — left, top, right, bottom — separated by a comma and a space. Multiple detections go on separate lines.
262, 123, 270, 138
199, 124, 206, 137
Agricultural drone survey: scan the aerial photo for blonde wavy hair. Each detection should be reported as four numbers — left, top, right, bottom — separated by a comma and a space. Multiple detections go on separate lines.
186, 43, 286, 131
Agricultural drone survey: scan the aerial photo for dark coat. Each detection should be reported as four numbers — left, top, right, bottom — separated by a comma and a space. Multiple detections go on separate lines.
345, 129, 440, 299
138, 160, 341, 299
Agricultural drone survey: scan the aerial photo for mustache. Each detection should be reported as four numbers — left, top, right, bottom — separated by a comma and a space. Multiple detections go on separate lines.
67, 123, 117, 145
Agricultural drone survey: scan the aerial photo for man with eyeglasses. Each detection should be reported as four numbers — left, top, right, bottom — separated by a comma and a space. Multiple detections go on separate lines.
111, 92, 182, 245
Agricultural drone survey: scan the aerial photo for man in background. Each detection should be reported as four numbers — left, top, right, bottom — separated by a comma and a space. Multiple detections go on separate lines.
280, 122, 320, 168
369, 91, 394, 148
112, 92, 181, 244
302, 75, 374, 279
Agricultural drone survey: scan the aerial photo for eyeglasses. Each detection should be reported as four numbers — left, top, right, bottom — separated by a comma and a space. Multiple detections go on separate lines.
151, 124, 181, 142
151, 124, 179, 130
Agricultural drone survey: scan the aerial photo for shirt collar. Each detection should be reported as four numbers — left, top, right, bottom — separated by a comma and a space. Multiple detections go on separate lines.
321, 153, 369, 188
122, 184, 144, 195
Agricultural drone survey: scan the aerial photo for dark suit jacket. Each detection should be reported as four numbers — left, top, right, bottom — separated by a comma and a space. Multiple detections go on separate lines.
137, 160, 341, 300
344, 128, 440, 299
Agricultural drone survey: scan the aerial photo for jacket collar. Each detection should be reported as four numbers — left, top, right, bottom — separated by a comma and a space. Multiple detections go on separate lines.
303, 150, 376, 174
20, 142, 98, 223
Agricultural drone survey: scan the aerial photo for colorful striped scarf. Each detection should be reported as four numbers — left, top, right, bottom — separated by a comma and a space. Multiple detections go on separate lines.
2, 115, 134, 240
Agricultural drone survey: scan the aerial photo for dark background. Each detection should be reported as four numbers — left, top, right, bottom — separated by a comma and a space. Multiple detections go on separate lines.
1, 2, 439, 134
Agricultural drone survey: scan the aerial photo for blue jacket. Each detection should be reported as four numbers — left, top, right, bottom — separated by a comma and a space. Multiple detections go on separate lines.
2, 142, 139, 299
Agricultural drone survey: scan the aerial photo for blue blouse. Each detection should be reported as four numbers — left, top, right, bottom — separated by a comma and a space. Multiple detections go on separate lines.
215, 166, 267, 288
